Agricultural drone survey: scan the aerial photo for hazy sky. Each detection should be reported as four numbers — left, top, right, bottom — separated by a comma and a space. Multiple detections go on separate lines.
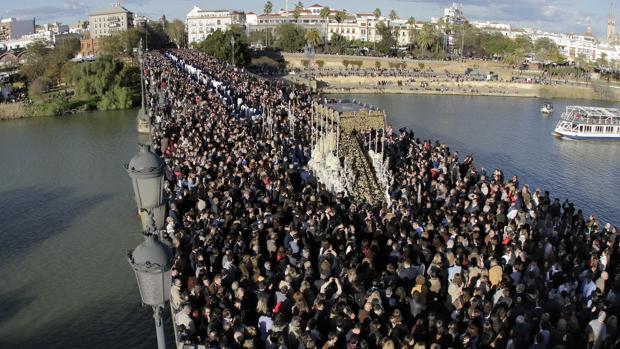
0, 0, 613, 37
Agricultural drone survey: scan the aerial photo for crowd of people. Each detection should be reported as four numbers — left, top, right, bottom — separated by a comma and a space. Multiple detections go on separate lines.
142, 48, 620, 349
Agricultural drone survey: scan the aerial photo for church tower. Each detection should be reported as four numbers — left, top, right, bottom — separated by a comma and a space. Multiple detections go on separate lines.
608, 2, 617, 43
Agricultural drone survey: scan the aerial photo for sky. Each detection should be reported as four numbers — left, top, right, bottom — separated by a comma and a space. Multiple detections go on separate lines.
0, 0, 614, 37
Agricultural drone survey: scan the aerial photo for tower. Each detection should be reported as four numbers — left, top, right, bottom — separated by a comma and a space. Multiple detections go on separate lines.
608, 2, 617, 43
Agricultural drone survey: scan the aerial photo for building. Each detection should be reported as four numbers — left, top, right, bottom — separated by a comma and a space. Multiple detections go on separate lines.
0, 31, 53, 50
250, 3, 417, 44
186, 6, 246, 45
0, 18, 36, 41
79, 38, 101, 57
432, 3, 467, 25
69, 21, 89, 34
88, 3, 134, 39
608, 3, 618, 44
42, 22, 70, 35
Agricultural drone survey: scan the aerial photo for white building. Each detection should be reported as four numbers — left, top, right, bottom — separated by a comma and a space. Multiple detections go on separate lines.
250, 3, 417, 45
0, 31, 53, 50
186, 6, 246, 45
530, 30, 598, 62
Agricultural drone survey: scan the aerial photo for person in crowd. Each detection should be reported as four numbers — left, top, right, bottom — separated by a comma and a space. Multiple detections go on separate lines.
141, 49, 620, 349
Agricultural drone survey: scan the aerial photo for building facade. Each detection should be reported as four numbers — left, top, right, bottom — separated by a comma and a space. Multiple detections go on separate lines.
186, 6, 246, 45
0, 18, 36, 41
88, 4, 134, 39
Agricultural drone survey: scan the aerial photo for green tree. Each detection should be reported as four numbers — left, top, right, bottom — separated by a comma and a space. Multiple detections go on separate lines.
376, 21, 397, 55
416, 24, 441, 57
70, 54, 139, 109
597, 52, 608, 68
320, 6, 330, 42
294, 2, 304, 22
329, 33, 349, 54
334, 10, 347, 36
306, 28, 321, 47
165, 19, 186, 48
274, 23, 307, 52
20, 41, 51, 83
193, 27, 251, 65
534, 38, 564, 63
389, 9, 399, 21
264, 0, 273, 14
372, 8, 381, 48
407, 17, 417, 48
504, 48, 527, 66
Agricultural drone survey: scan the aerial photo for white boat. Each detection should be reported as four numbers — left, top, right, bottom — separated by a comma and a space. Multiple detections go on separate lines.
553, 106, 620, 140
540, 103, 553, 114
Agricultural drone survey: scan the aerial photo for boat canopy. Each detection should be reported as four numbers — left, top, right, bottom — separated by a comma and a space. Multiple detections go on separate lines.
562, 106, 620, 125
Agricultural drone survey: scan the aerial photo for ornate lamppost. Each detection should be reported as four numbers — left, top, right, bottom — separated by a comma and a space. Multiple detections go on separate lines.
137, 38, 150, 134
303, 41, 315, 93
128, 215, 173, 349
125, 144, 166, 230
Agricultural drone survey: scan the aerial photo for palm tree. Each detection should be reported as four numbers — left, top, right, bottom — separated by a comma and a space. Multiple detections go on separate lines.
389, 9, 398, 21
293, 2, 303, 23
264, 1, 272, 15
320, 6, 330, 42
306, 28, 321, 48
407, 17, 416, 50
335, 10, 347, 38
416, 24, 438, 55
372, 8, 381, 49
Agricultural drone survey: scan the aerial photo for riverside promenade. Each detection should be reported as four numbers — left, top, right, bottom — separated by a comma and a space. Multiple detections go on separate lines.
142, 49, 619, 349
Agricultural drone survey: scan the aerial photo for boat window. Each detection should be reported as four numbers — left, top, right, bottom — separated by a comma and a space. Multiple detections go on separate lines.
579, 125, 583, 132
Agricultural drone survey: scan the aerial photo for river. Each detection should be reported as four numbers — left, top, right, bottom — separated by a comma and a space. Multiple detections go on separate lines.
336, 94, 620, 226
0, 109, 171, 349
0, 95, 618, 348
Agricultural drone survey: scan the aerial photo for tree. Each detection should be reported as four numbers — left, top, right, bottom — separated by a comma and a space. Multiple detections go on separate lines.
534, 38, 564, 64
376, 21, 397, 55
373, 8, 382, 48
407, 17, 417, 48
70, 54, 139, 109
274, 23, 307, 52
293, 2, 304, 22
334, 10, 347, 37
320, 6, 330, 42
504, 48, 526, 66
20, 41, 51, 83
329, 33, 349, 54
165, 19, 186, 48
264, 1, 273, 14
389, 10, 399, 21
306, 28, 321, 48
597, 52, 608, 68
193, 27, 251, 65
416, 24, 441, 57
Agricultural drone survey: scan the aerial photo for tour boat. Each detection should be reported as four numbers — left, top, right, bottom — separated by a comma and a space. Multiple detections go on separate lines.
553, 106, 620, 140
540, 103, 553, 114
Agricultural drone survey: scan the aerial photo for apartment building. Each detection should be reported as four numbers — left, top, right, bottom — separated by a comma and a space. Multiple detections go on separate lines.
186, 6, 246, 45
88, 3, 134, 39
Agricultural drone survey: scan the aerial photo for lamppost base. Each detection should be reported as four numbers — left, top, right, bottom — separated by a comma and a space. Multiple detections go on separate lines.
139, 203, 166, 231
137, 108, 150, 134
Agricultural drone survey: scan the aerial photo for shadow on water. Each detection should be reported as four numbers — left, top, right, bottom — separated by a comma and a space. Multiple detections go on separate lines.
0, 186, 112, 263
0, 299, 175, 349
0, 287, 34, 327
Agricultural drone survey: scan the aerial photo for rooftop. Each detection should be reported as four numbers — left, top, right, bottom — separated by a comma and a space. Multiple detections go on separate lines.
325, 99, 381, 113
90, 4, 132, 16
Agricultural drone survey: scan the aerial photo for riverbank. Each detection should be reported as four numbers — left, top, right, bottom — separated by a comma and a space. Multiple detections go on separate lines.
0, 97, 138, 121
311, 76, 620, 101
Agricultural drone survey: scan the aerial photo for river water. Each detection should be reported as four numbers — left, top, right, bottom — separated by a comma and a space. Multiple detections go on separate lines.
336, 94, 620, 226
0, 109, 171, 349
0, 96, 618, 348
